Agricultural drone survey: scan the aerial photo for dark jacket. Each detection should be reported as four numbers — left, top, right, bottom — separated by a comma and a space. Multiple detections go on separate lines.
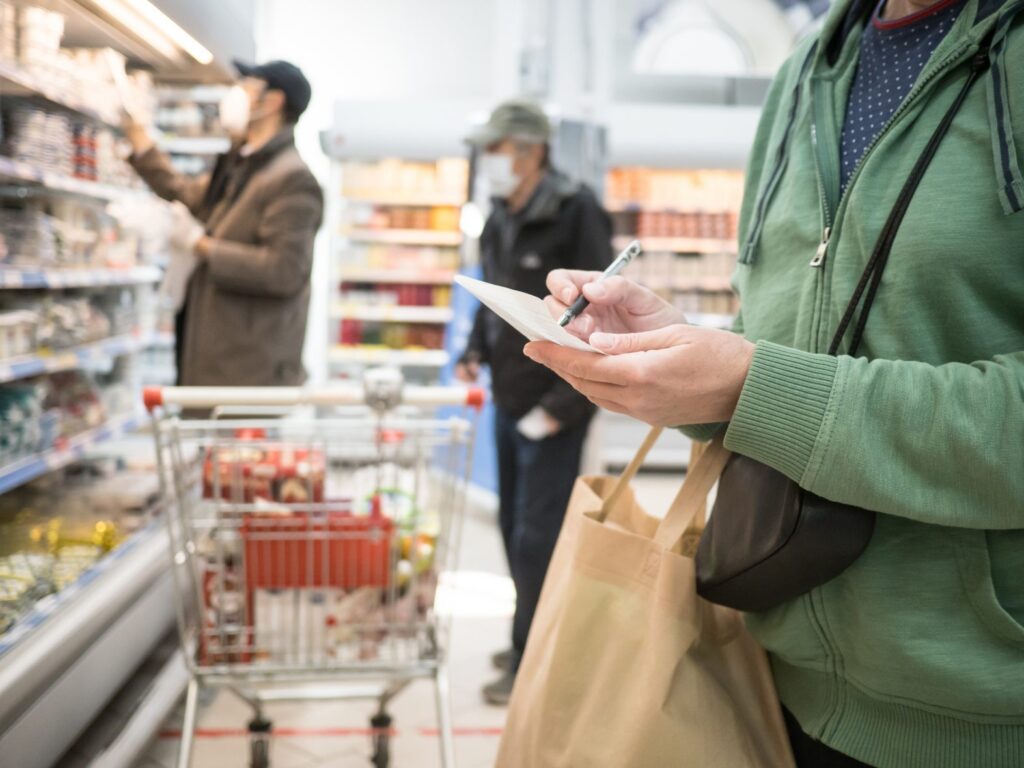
462, 169, 612, 426
130, 127, 323, 386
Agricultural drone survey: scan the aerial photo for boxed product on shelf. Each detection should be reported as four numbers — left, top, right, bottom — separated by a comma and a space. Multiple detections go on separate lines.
0, 208, 60, 266
0, 310, 39, 359
352, 245, 460, 274
0, 1, 16, 62
44, 370, 106, 436
338, 320, 446, 350
605, 167, 744, 211
1, 100, 141, 187
340, 282, 451, 308
349, 204, 461, 232
611, 208, 737, 241
155, 85, 228, 138
0, 383, 55, 463
0, 205, 142, 270
60, 47, 154, 126
3, 104, 74, 176
340, 158, 468, 202
3, 295, 111, 350
16, 6, 64, 77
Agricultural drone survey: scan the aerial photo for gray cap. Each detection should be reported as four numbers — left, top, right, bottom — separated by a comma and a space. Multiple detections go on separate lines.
465, 99, 551, 148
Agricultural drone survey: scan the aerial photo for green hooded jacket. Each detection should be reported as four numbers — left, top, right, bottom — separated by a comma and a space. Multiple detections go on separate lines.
687, 0, 1024, 765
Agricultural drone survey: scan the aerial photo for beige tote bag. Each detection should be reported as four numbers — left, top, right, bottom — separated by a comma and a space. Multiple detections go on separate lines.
496, 429, 795, 768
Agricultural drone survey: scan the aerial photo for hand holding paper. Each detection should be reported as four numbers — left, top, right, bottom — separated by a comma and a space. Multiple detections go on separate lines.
454, 275, 599, 353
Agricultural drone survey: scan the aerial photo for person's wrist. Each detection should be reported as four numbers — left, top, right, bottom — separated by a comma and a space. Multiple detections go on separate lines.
194, 236, 212, 259
128, 127, 154, 156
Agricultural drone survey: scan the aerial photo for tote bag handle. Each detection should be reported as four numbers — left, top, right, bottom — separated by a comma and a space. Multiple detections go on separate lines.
598, 426, 664, 520
654, 436, 731, 550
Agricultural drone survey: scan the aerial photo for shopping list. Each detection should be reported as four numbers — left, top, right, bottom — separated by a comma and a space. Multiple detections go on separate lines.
454, 275, 600, 354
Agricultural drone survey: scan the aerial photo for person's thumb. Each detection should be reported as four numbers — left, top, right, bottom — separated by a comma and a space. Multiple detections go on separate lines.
590, 324, 689, 355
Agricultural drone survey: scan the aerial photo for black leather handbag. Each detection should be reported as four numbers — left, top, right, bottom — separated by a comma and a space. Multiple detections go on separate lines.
695, 39, 992, 613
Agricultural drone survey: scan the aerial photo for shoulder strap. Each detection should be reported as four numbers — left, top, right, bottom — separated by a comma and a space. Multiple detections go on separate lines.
829, 33, 995, 357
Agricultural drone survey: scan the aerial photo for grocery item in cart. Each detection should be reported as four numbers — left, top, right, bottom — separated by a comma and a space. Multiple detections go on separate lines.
203, 438, 326, 504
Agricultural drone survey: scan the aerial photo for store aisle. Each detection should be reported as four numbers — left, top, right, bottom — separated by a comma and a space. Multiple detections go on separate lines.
136, 473, 685, 768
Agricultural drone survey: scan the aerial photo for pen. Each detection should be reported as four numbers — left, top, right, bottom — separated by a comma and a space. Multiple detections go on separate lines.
558, 240, 643, 327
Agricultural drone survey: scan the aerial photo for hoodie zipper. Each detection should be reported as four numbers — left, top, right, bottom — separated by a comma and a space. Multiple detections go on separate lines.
809, 39, 973, 270
806, 38, 974, 352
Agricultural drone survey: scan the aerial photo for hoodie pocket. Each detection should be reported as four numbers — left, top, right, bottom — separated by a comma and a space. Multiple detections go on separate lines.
956, 529, 1024, 649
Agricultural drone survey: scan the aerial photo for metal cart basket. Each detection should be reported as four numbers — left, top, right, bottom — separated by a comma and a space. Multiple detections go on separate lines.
145, 374, 484, 768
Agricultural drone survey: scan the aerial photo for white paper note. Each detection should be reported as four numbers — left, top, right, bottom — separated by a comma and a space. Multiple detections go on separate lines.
454, 275, 599, 353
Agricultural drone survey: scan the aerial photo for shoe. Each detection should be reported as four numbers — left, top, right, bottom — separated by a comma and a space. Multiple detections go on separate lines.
491, 647, 514, 671
482, 669, 516, 706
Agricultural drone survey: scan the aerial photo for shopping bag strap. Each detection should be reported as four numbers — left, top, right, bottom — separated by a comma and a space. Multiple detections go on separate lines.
601, 426, 664, 519
654, 436, 731, 550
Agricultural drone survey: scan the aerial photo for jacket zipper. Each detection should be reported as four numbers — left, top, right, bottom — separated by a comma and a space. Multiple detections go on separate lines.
808, 39, 973, 271
807, 39, 973, 352
801, 38, 979, 736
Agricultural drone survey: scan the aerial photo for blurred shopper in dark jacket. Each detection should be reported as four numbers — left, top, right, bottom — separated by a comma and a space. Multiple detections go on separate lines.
456, 99, 612, 705
124, 59, 322, 386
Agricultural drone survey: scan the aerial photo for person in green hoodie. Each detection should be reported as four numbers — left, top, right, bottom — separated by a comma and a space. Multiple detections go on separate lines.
524, 0, 1024, 766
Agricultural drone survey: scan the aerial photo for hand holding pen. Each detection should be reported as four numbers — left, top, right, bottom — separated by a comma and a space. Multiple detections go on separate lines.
558, 240, 643, 326
543, 241, 689, 345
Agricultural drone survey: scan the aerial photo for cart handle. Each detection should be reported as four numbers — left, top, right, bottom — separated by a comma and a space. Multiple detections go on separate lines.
143, 385, 486, 412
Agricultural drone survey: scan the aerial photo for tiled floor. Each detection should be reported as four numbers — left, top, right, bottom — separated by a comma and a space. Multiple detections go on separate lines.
136, 473, 686, 768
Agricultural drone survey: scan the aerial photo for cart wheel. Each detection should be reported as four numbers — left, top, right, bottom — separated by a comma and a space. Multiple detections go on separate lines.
248, 717, 272, 768
370, 713, 391, 768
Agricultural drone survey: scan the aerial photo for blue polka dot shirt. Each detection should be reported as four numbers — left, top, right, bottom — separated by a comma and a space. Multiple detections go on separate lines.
840, 0, 966, 191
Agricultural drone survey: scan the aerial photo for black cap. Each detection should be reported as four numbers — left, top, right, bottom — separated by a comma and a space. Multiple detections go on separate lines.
233, 59, 312, 120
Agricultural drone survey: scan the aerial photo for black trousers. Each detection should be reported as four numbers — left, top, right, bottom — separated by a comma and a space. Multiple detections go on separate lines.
784, 707, 873, 767
494, 406, 588, 673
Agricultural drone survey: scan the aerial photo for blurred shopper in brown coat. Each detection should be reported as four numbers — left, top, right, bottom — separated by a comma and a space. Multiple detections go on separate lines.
125, 60, 322, 386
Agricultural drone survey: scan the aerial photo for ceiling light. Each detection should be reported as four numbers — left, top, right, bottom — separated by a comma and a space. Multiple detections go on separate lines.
92, 0, 214, 65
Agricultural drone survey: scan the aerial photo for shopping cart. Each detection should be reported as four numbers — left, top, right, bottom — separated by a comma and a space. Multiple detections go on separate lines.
145, 371, 484, 768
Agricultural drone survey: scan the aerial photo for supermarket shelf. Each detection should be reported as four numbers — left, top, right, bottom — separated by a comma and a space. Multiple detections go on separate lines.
0, 265, 161, 289
606, 201, 736, 215
339, 267, 455, 285
332, 304, 454, 323
342, 192, 464, 207
343, 228, 462, 247
672, 277, 734, 292
329, 346, 450, 367
0, 156, 147, 202
157, 135, 231, 155
0, 332, 164, 384
614, 235, 735, 255
0, 411, 146, 496
0, 60, 120, 130
688, 312, 737, 329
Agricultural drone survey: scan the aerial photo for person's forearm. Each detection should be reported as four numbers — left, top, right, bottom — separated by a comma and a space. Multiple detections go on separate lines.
725, 342, 1024, 526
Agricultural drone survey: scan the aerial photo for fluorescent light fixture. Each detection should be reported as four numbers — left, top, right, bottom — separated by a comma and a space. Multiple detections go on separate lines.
91, 0, 214, 65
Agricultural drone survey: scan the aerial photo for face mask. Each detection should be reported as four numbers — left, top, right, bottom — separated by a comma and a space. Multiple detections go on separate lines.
218, 85, 251, 135
479, 152, 521, 198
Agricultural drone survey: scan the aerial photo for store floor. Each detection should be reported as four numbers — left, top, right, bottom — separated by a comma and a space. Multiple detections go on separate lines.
136, 473, 684, 768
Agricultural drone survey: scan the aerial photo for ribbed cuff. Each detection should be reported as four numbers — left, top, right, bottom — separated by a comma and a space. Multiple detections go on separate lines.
724, 341, 839, 483
676, 422, 726, 442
